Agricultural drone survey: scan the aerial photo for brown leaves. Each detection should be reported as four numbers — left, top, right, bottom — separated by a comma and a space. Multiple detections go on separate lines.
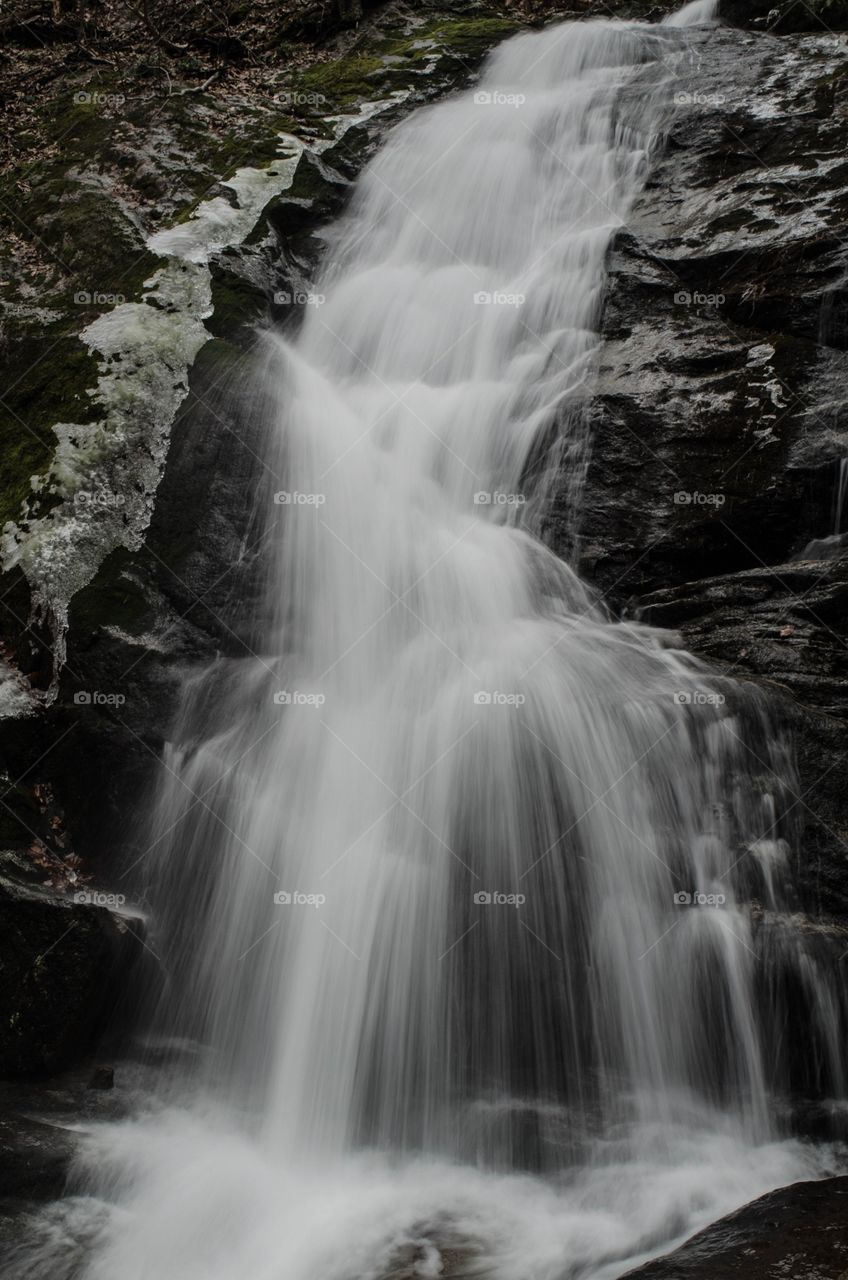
25, 780, 90, 893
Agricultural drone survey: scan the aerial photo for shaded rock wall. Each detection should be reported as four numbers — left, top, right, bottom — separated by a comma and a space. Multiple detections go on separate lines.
549, 19, 848, 916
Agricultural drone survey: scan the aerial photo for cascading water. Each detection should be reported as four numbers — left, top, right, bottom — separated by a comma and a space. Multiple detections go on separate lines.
9, 9, 847, 1280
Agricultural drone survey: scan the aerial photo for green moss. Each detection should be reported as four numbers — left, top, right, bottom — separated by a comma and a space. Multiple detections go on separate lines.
297, 54, 386, 107
0, 333, 100, 529
290, 14, 522, 110
207, 263, 268, 340
423, 16, 522, 50
377, 14, 521, 61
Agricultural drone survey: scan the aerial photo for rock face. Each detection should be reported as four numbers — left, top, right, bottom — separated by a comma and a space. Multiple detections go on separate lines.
552, 18, 848, 918
620, 1176, 848, 1280
0, 852, 145, 1076
570, 23, 848, 598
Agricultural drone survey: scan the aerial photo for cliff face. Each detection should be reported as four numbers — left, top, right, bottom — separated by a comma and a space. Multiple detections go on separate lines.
0, 0, 847, 1076
561, 17, 848, 916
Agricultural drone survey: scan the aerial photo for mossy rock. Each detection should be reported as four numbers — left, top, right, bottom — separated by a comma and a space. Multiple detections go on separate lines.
296, 53, 388, 107
207, 258, 270, 341
0, 331, 100, 531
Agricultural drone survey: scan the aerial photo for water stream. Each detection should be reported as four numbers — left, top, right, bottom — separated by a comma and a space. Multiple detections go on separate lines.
9, 8, 846, 1279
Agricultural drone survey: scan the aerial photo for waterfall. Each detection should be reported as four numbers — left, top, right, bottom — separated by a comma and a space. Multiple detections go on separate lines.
834, 457, 848, 535
8, 9, 846, 1280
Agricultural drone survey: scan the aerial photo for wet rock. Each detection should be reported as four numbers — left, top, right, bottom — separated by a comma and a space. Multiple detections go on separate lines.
0, 852, 145, 1076
620, 1175, 848, 1280
0, 1055, 156, 1246
637, 558, 848, 916
564, 25, 848, 604
556, 21, 848, 921
87, 1066, 114, 1090
0, 1112, 76, 1203
720, 0, 848, 33
379, 1235, 479, 1278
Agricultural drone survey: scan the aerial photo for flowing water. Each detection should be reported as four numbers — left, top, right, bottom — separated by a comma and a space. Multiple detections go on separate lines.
9, 8, 848, 1280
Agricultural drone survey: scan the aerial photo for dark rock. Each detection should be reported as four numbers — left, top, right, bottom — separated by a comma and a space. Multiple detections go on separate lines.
549, 22, 848, 922
621, 1176, 848, 1280
562, 25, 848, 604
87, 1066, 114, 1090
0, 1112, 76, 1202
0, 1055, 158, 1247
637, 557, 848, 916
720, 0, 848, 33
0, 853, 146, 1076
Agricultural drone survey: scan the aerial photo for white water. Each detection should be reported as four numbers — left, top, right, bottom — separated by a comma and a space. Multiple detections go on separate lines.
10, 9, 847, 1280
